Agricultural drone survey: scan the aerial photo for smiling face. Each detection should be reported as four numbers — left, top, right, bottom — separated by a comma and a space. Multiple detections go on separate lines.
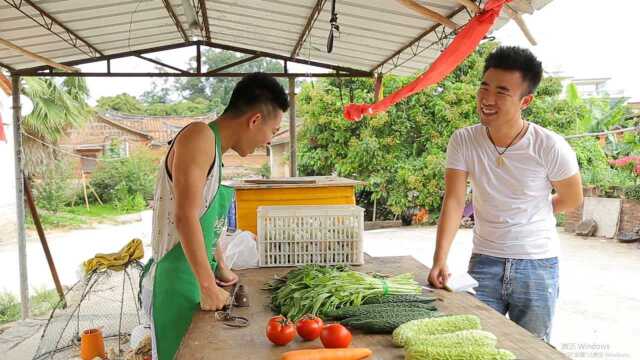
477, 68, 534, 128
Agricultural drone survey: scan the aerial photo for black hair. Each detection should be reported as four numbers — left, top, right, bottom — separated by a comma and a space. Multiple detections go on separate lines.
483, 46, 543, 95
222, 72, 289, 119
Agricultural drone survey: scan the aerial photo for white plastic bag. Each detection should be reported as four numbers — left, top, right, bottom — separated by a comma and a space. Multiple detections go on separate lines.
219, 231, 259, 270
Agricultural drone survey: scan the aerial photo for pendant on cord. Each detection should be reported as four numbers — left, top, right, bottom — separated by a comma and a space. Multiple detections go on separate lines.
496, 155, 505, 168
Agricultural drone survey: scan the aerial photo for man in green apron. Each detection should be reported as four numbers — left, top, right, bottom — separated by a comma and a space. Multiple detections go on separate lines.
141, 73, 289, 359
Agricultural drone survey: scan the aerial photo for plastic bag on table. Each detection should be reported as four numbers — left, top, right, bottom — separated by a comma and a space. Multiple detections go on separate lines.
218, 231, 259, 270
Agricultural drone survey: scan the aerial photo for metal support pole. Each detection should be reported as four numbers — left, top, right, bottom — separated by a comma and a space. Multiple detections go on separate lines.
11, 75, 29, 319
196, 44, 201, 74
288, 77, 297, 178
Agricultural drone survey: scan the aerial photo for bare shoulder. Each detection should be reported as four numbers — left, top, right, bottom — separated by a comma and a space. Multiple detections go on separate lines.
171, 122, 215, 167
176, 122, 215, 148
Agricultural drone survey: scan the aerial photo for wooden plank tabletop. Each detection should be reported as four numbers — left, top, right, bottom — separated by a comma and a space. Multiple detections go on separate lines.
226, 176, 364, 189
177, 255, 569, 360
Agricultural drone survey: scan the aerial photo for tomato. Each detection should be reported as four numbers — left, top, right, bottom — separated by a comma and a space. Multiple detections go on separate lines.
296, 315, 324, 341
266, 318, 296, 346
268, 315, 287, 325
320, 323, 352, 348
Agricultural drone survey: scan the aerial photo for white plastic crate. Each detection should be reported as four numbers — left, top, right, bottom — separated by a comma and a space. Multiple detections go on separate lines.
257, 205, 364, 267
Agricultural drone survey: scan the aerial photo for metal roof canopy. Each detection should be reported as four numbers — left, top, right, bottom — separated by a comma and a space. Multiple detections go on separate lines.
0, 0, 552, 78
1, 0, 552, 321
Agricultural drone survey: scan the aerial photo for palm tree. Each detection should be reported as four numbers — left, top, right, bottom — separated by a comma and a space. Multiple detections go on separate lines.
20, 76, 91, 175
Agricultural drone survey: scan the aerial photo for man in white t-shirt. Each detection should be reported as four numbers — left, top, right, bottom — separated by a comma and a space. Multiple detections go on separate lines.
427, 46, 583, 342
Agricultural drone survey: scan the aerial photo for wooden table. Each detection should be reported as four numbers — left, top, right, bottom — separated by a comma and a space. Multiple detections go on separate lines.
177, 255, 569, 360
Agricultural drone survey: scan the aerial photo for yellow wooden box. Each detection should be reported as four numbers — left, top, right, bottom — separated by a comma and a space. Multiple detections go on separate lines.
227, 176, 362, 235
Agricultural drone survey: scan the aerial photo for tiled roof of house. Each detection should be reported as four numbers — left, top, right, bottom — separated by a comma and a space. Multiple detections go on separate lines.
60, 110, 217, 148
100, 110, 216, 145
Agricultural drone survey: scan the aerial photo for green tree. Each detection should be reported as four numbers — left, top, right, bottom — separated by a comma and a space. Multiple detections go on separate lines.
96, 93, 145, 114
145, 98, 220, 116
175, 49, 285, 113
296, 42, 602, 218
21, 77, 91, 174
140, 75, 173, 104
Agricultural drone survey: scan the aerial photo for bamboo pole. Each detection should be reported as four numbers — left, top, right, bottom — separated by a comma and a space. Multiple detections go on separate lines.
454, 0, 537, 46
504, 6, 538, 46
86, 181, 103, 206
396, 0, 459, 30
23, 175, 66, 307
81, 171, 90, 209
453, 0, 480, 15
0, 37, 79, 72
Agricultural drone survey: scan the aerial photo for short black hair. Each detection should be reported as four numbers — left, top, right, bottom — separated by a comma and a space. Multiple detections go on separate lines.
483, 46, 543, 96
222, 72, 289, 119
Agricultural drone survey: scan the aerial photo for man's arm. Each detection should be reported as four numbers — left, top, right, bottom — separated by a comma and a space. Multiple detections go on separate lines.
171, 122, 228, 310
551, 173, 583, 214
428, 168, 468, 288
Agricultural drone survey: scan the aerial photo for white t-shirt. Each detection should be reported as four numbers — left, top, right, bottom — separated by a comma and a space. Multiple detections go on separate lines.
447, 122, 579, 259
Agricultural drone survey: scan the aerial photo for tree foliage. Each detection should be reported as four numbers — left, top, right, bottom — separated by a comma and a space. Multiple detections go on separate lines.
297, 42, 634, 218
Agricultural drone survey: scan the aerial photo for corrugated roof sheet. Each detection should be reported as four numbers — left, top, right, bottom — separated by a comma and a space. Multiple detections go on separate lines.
0, 0, 552, 75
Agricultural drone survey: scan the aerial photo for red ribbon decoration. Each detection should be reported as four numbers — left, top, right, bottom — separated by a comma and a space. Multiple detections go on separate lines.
0, 112, 6, 143
343, 0, 511, 121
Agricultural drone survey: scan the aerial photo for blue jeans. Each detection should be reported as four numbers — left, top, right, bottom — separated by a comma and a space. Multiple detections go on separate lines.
468, 253, 559, 342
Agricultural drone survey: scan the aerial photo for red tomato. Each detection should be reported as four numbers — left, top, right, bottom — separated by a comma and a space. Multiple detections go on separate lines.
320, 323, 352, 348
268, 315, 287, 325
266, 318, 296, 346
296, 315, 324, 341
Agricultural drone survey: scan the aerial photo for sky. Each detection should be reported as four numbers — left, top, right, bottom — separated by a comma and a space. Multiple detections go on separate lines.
81, 0, 640, 105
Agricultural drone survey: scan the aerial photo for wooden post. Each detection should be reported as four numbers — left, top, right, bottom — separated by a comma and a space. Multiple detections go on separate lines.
0, 37, 79, 72
23, 176, 66, 307
395, 0, 459, 30
81, 171, 90, 209
373, 74, 383, 102
288, 77, 297, 178
87, 182, 104, 206
373, 197, 377, 222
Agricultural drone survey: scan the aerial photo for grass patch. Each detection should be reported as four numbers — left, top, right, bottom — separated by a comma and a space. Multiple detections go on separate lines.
0, 292, 20, 324
30, 288, 61, 318
63, 204, 138, 218
0, 288, 61, 324
27, 204, 145, 230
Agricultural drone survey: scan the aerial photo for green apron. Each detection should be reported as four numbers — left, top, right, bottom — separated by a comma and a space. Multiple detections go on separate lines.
144, 123, 234, 360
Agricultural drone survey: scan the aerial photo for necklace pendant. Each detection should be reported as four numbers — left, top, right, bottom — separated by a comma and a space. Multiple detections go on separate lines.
496, 156, 505, 168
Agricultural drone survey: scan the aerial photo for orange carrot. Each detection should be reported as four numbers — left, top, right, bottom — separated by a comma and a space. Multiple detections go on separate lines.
281, 348, 372, 360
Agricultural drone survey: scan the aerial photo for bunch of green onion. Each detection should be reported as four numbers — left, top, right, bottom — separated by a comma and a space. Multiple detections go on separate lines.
264, 265, 421, 321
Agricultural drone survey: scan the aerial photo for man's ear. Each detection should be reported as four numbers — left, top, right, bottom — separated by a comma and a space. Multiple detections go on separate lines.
520, 94, 534, 110
247, 112, 262, 129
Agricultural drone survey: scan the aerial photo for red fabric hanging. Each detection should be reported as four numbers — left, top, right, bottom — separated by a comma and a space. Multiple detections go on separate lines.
344, 0, 511, 121
0, 112, 6, 143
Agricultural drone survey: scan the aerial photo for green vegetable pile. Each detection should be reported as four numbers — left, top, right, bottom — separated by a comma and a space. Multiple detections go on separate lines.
392, 315, 517, 360
264, 265, 421, 321
323, 295, 441, 333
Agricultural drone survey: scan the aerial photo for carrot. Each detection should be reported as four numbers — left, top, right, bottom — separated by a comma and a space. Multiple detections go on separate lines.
281, 348, 372, 360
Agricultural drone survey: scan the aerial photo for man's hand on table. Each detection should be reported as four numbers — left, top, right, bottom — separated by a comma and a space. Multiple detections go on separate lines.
200, 281, 230, 311
427, 261, 450, 289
